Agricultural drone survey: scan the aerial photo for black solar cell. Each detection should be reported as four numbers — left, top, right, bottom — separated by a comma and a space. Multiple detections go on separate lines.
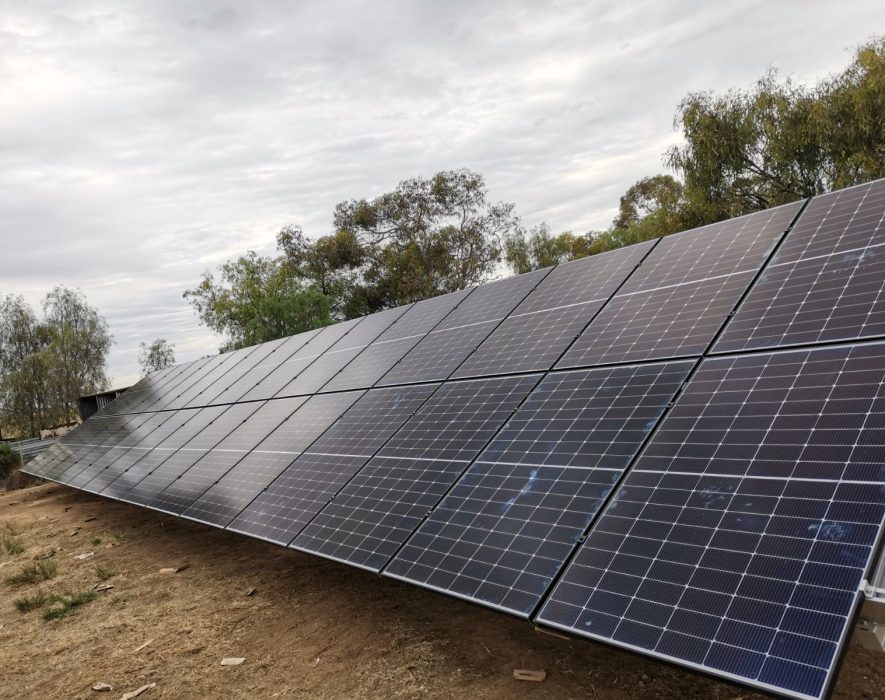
557, 202, 803, 367
121, 403, 262, 507
453, 242, 654, 378
536, 342, 885, 700
278, 305, 409, 396
377, 268, 550, 385
98, 406, 231, 499
716, 179, 885, 352
147, 398, 309, 515
116, 356, 213, 414
237, 321, 359, 402
385, 361, 692, 616
322, 290, 471, 392
197, 332, 316, 406
226, 385, 436, 542
183, 391, 364, 529
292, 374, 540, 570
157, 347, 258, 410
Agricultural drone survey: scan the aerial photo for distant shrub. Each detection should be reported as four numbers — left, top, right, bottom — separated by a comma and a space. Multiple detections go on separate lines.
0, 443, 18, 479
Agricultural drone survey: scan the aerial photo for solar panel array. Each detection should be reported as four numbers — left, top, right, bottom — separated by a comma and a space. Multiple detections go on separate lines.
23, 177, 885, 700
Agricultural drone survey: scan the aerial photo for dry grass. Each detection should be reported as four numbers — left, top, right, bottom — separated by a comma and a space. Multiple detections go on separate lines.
14, 590, 54, 614
2, 532, 25, 555
95, 564, 117, 581
5, 560, 57, 586
41, 590, 97, 621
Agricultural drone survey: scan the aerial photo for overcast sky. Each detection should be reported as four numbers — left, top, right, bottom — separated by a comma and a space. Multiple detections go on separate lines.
2, 1, 883, 388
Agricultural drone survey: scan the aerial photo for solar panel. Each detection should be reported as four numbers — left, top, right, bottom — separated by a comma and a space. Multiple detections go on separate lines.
192, 332, 316, 406
716, 179, 885, 352
275, 305, 409, 396
17, 177, 885, 700
188, 390, 366, 529
384, 360, 693, 616
50, 414, 163, 481
98, 406, 232, 499
119, 403, 262, 507
453, 242, 654, 379
180, 339, 290, 408
292, 374, 540, 571
226, 385, 437, 542
536, 342, 885, 700
92, 363, 183, 416
376, 268, 551, 386
322, 289, 471, 393
146, 348, 257, 411
146, 398, 309, 516
111, 357, 212, 414
29, 414, 136, 480
557, 202, 804, 368
63, 413, 174, 488
235, 320, 361, 402
78, 411, 186, 493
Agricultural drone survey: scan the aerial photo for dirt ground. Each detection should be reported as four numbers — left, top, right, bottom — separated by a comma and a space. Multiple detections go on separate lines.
0, 482, 882, 700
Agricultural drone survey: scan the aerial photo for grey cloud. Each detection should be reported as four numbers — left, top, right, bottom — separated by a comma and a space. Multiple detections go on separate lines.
1, 0, 883, 387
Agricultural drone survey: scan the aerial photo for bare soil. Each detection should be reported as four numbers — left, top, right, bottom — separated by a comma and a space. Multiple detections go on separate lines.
0, 483, 881, 699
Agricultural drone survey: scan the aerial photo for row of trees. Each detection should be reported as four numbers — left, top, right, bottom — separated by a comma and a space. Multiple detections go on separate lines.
0, 288, 113, 438
185, 38, 885, 350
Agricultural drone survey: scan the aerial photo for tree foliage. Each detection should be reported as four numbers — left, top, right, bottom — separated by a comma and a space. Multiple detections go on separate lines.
505, 37, 885, 272
187, 38, 885, 337
0, 289, 111, 437
667, 37, 885, 224
186, 169, 519, 348
183, 251, 334, 352
503, 224, 597, 274
138, 338, 176, 375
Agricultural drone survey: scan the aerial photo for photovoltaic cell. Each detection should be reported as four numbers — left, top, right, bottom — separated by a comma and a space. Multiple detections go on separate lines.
385, 360, 692, 616
194, 332, 314, 406
237, 321, 361, 402
277, 305, 409, 396
113, 357, 212, 414
121, 403, 263, 507
226, 385, 436, 542
192, 391, 365, 530
147, 398, 307, 515
156, 348, 258, 410
183, 339, 290, 408
377, 268, 550, 386
63, 413, 172, 488
557, 202, 804, 368
32, 415, 136, 481
77, 411, 184, 493
537, 342, 885, 700
292, 374, 540, 571
321, 289, 471, 393
716, 179, 885, 352
98, 406, 231, 499
454, 242, 654, 379
96, 364, 179, 416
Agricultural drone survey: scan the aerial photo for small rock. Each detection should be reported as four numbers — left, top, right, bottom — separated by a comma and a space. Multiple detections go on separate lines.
244, 588, 256, 597
513, 669, 546, 682
92, 682, 113, 692
119, 683, 155, 700
641, 673, 651, 683
74, 551, 95, 560
159, 563, 190, 574
94, 583, 114, 592
220, 657, 245, 666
